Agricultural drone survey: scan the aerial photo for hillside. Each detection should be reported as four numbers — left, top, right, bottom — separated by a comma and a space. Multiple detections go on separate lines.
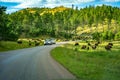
18, 6, 69, 15
1, 5, 120, 41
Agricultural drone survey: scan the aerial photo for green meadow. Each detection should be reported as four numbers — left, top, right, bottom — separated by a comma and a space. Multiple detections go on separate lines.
0, 40, 44, 52
51, 41, 120, 80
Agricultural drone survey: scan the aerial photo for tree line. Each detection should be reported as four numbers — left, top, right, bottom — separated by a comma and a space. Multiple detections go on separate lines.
0, 5, 120, 41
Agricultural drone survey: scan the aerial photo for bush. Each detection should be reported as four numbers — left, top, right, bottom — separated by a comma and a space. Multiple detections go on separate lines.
92, 32, 101, 40
114, 32, 120, 40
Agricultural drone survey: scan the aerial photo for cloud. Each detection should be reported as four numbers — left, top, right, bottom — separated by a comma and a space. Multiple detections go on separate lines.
1, 0, 95, 8
2, 0, 92, 9
0, 0, 94, 3
0, 0, 95, 13
0, 0, 94, 9
3, 0, 120, 13
0, 0, 24, 2
6, 8, 20, 13
0, 0, 41, 3
102, 0, 120, 2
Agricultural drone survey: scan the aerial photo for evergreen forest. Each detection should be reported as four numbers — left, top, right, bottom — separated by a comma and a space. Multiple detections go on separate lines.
0, 5, 120, 41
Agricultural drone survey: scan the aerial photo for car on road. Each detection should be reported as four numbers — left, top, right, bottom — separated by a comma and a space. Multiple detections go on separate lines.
44, 39, 52, 45
50, 38, 56, 44
44, 38, 56, 45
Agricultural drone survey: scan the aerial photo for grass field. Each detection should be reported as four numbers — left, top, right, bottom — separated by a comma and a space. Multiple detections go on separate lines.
51, 41, 120, 80
0, 40, 43, 52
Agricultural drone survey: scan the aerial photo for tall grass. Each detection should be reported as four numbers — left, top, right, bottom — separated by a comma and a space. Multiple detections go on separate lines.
51, 41, 120, 80
0, 41, 43, 52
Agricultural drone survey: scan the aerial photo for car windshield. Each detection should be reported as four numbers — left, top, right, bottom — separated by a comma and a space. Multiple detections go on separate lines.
45, 39, 51, 41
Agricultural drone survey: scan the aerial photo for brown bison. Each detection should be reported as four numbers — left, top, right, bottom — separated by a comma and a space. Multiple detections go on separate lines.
17, 40, 22, 44
105, 43, 113, 51
105, 45, 112, 50
92, 45, 97, 49
88, 42, 91, 46
108, 43, 113, 46
74, 42, 79, 46
81, 45, 87, 49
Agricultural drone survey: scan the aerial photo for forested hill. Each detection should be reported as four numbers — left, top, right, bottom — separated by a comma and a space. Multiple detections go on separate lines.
1, 5, 120, 41
19, 6, 69, 15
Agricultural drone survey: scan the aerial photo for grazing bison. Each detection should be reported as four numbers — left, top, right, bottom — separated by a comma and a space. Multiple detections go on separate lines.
95, 41, 101, 46
88, 42, 91, 46
105, 43, 113, 51
81, 45, 87, 49
92, 45, 97, 49
17, 40, 22, 44
29, 40, 32, 46
108, 43, 113, 46
95, 43, 98, 46
97, 41, 100, 44
35, 43, 39, 46
105, 45, 112, 50
29, 43, 32, 46
87, 47, 89, 50
35, 41, 40, 46
74, 42, 79, 46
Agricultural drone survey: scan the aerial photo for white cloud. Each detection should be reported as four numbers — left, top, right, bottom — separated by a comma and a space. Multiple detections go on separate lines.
0, 0, 43, 3
0, 0, 94, 3
14, 1, 34, 8
1, 0, 95, 13
103, 0, 120, 2
6, 8, 20, 13
1, 0, 92, 9
14, 0, 94, 8
0, 0, 24, 2
2, 0, 119, 13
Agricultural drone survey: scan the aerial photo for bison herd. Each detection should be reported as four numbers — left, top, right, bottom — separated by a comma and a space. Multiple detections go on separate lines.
17, 39, 42, 46
74, 41, 113, 51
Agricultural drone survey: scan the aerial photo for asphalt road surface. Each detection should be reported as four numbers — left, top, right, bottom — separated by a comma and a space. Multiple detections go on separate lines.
0, 42, 76, 80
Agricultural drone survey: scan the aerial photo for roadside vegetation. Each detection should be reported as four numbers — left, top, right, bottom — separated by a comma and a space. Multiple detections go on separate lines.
0, 39, 44, 52
51, 41, 120, 80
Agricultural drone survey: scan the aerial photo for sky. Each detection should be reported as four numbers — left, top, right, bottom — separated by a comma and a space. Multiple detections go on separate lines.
0, 0, 120, 13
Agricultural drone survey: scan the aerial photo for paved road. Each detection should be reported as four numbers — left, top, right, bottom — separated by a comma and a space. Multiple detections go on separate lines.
0, 43, 76, 80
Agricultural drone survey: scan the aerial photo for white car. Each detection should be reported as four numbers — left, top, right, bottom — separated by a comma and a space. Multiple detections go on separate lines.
50, 38, 56, 44
44, 38, 56, 45
44, 39, 52, 45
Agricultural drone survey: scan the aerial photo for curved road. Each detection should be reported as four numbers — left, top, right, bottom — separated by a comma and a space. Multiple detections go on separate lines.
0, 42, 76, 80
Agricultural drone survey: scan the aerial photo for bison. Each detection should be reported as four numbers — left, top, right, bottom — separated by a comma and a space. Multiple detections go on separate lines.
81, 45, 87, 49
105, 45, 112, 50
92, 45, 97, 49
88, 42, 91, 46
74, 42, 79, 46
17, 40, 22, 44
108, 43, 113, 46
105, 43, 113, 51
29, 40, 32, 46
